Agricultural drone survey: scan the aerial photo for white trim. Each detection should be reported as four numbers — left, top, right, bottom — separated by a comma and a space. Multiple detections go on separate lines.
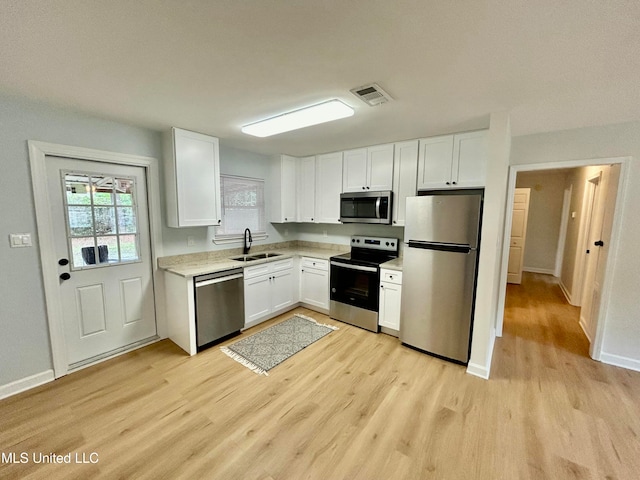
0, 370, 55, 400
28, 141, 164, 379
599, 352, 640, 373
522, 266, 555, 275
496, 156, 630, 363
558, 280, 574, 305
578, 316, 592, 343
466, 327, 495, 379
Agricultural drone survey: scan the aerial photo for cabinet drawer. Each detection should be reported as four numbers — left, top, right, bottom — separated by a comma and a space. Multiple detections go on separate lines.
301, 257, 328, 271
244, 263, 271, 280
272, 257, 293, 271
381, 269, 402, 284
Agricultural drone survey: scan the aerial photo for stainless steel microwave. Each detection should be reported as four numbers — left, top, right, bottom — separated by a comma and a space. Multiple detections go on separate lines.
340, 191, 393, 224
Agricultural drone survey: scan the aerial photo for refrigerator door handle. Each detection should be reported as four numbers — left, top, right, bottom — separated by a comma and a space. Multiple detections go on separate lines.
407, 240, 473, 254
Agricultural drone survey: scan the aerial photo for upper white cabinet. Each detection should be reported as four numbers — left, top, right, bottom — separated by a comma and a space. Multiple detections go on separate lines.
417, 130, 488, 190
391, 140, 419, 226
342, 144, 394, 192
271, 155, 298, 223
297, 156, 316, 223
164, 127, 221, 228
315, 152, 343, 224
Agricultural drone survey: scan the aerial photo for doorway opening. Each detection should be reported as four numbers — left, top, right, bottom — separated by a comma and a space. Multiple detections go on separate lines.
496, 157, 628, 362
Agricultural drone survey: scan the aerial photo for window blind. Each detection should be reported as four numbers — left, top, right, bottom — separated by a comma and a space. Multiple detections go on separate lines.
215, 175, 266, 239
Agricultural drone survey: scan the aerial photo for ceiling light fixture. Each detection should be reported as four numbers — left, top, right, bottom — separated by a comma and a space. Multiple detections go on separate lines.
241, 99, 354, 137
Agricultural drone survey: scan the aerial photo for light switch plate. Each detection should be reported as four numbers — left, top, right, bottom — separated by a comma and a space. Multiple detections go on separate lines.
9, 233, 32, 248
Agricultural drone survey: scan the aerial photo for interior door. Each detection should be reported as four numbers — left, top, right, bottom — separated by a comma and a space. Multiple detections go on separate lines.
46, 156, 156, 367
507, 188, 531, 284
580, 174, 603, 340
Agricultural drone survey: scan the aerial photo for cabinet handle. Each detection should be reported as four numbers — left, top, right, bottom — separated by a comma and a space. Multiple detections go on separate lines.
362, 186, 365, 190
380, 285, 384, 289
284, 217, 288, 221
311, 218, 314, 221
446, 182, 451, 185
366, 186, 370, 189
452, 181, 457, 185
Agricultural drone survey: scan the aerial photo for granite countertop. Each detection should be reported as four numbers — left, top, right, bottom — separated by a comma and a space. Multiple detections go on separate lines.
380, 257, 403, 271
159, 241, 349, 278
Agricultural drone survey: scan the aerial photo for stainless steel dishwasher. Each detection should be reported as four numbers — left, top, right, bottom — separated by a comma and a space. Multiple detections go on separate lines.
194, 267, 244, 350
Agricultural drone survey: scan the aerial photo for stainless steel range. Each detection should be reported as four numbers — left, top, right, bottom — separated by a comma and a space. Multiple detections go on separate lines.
330, 235, 399, 332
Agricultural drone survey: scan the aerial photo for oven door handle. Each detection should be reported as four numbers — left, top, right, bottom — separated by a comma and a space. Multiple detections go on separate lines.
375, 196, 381, 219
330, 261, 377, 273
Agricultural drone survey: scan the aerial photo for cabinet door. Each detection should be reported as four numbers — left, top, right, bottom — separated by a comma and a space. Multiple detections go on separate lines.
168, 128, 221, 227
417, 135, 454, 190
342, 148, 368, 192
297, 156, 316, 222
244, 275, 271, 325
271, 269, 294, 311
367, 144, 394, 191
315, 152, 343, 224
379, 281, 402, 332
280, 155, 298, 222
392, 140, 419, 226
453, 130, 488, 188
300, 268, 329, 309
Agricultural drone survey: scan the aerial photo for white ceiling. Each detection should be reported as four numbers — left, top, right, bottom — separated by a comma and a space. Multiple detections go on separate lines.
2, 0, 640, 156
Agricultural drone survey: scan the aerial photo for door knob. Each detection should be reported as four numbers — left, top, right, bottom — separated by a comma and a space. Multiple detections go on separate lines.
58, 258, 69, 266
594, 240, 605, 247
59, 273, 71, 281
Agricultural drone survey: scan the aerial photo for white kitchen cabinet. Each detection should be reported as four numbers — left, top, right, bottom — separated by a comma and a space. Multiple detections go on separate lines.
417, 130, 488, 190
244, 258, 295, 327
391, 140, 419, 226
379, 269, 403, 335
299, 257, 329, 312
342, 144, 394, 193
297, 156, 316, 222
271, 155, 298, 223
315, 152, 343, 224
164, 127, 221, 228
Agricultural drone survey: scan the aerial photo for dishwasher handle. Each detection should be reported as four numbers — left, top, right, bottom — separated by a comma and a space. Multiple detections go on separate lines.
195, 273, 243, 287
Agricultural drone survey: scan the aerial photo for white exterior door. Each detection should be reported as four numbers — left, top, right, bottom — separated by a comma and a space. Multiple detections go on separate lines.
507, 188, 531, 284
46, 156, 156, 367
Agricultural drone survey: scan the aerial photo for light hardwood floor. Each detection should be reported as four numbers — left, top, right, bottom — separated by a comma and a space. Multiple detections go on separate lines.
2, 272, 640, 479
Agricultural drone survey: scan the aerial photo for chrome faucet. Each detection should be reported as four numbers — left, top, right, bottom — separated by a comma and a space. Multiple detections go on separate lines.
243, 228, 252, 254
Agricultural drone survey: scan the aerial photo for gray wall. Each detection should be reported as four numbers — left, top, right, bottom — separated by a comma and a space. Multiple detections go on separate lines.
0, 93, 162, 386
515, 171, 567, 273
511, 121, 640, 364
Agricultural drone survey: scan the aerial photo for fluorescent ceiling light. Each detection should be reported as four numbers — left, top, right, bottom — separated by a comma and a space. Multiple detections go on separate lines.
241, 99, 354, 137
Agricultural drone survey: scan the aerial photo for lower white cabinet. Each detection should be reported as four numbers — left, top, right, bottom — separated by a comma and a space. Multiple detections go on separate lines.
379, 268, 403, 334
299, 257, 329, 311
244, 258, 294, 327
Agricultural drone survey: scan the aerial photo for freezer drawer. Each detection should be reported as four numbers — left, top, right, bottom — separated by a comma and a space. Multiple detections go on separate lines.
399, 246, 477, 363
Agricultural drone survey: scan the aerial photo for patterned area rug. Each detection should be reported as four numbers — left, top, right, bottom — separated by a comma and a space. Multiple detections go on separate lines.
220, 314, 338, 376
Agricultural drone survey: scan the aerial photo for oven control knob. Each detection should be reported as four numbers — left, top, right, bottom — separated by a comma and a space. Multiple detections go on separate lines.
385, 242, 389, 246
331, 288, 336, 293
356, 239, 360, 243
391, 242, 395, 247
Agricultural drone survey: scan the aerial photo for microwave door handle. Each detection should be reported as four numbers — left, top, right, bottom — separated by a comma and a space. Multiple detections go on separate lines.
375, 197, 381, 219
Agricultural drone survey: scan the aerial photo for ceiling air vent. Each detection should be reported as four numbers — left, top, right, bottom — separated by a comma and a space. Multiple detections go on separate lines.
350, 83, 393, 106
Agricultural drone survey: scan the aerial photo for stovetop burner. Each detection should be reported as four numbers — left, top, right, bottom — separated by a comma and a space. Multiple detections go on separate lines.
331, 235, 399, 267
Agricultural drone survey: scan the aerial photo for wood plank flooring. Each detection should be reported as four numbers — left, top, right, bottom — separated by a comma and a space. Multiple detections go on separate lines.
2, 272, 640, 479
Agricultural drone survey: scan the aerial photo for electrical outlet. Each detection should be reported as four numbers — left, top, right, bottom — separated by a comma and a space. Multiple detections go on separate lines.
187, 236, 195, 247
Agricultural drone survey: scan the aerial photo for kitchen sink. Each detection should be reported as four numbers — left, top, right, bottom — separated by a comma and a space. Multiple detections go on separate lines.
249, 252, 282, 259
230, 255, 259, 262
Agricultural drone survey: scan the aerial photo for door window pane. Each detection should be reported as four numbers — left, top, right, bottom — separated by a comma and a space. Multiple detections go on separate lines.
91, 176, 114, 205
63, 171, 141, 269
68, 207, 94, 236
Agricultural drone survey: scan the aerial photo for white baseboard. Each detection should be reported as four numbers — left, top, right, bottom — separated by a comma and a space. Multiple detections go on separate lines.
578, 316, 592, 342
466, 329, 496, 380
523, 267, 556, 275
0, 370, 55, 400
599, 352, 640, 373
558, 280, 576, 305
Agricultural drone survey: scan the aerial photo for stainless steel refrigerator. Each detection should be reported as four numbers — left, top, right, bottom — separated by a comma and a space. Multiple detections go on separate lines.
400, 190, 483, 364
